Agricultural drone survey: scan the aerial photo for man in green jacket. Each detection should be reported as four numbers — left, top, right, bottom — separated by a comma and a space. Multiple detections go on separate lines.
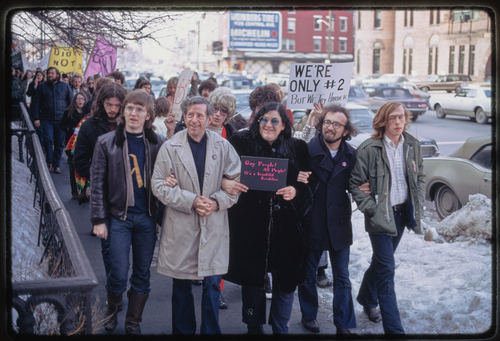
349, 100, 425, 335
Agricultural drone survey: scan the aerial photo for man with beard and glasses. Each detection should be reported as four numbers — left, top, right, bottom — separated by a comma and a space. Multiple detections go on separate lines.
297, 104, 358, 335
32, 66, 73, 173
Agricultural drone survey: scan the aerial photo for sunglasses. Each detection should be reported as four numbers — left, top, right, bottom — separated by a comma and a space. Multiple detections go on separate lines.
258, 116, 281, 126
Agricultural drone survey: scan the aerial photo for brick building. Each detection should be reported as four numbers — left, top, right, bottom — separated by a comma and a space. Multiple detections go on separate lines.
221, 10, 354, 75
354, 9, 492, 82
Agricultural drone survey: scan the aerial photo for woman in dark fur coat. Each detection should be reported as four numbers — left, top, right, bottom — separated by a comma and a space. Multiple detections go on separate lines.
222, 102, 313, 335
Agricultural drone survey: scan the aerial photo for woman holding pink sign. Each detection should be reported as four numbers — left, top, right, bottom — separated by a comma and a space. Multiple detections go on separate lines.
223, 102, 314, 335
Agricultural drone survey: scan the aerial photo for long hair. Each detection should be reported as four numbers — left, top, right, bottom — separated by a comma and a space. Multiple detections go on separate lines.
91, 82, 127, 120
208, 87, 236, 124
154, 96, 170, 118
67, 92, 87, 120
372, 100, 411, 139
133, 76, 146, 90
248, 102, 293, 140
117, 89, 156, 129
314, 104, 358, 141
198, 79, 217, 96
33, 70, 45, 83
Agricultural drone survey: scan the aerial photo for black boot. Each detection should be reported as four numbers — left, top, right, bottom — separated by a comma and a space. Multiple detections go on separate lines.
125, 291, 149, 335
104, 290, 123, 331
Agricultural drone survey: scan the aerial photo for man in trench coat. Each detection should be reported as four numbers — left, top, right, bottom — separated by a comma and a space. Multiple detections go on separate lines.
151, 96, 241, 334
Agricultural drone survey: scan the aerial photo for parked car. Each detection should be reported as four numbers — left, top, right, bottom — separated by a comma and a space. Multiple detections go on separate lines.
150, 79, 167, 98
401, 82, 431, 105
123, 77, 137, 93
361, 82, 401, 94
369, 87, 428, 121
348, 85, 386, 113
428, 85, 492, 124
350, 73, 380, 86
219, 75, 256, 90
232, 89, 253, 120
361, 74, 410, 92
291, 103, 439, 157
416, 74, 471, 93
424, 135, 492, 219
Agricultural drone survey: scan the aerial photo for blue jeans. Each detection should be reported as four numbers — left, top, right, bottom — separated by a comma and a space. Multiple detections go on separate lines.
242, 277, 295, 334
172, 275, 222, 334
357, 208, 406, 334
41, 120, 65, 168
298, 248, 356, 329
107, 212, 156, 296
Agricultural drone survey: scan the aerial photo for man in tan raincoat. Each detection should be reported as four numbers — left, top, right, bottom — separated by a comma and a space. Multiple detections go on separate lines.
151, 96, 241, 335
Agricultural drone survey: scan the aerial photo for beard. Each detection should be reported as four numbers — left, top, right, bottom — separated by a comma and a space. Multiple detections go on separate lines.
323, 132, 343, 145
47, 77, 57, 85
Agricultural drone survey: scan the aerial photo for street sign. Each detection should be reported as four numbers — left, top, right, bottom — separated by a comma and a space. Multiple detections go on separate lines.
228, 11, 282, 52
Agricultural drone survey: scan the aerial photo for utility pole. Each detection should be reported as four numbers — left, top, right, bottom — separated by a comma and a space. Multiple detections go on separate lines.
327, 10, 332, 63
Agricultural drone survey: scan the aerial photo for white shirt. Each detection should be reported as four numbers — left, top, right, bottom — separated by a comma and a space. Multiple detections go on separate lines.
383, 134, 408, 206
153, 117, 169, 138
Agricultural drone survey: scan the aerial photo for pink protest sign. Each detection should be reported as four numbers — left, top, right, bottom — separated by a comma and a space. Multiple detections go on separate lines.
84, 36, 117, 79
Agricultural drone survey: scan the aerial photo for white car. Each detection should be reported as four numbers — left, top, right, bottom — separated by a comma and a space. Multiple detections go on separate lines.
428, 84, 492, 124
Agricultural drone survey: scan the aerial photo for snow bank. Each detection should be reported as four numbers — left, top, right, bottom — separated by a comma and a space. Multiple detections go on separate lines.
436, 194, 492, 243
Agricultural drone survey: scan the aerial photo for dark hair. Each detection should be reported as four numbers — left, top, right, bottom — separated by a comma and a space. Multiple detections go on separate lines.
117, 90, 155, 129
86, 76, 94, 84
91, 82, 127, 120
372, 100, 411, 139
33, 70, 45, 82
72, 73, 82, 81
21, 70, 33, 82
154, 96, 171, 118
248, 85, 282, 113
139, 80, 151, 88
181, 96, 214, 118
248, 102, 293, 140
134, 77, 146, 90
47, 66, 60, 78
107, 71, 125, 84
67, 92, 87, 120
93, 77, 114, 98
315, 104, 358, 141
198, 79, 217, 96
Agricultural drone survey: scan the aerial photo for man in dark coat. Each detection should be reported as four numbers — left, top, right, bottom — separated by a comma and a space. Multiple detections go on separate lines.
298, 104, 358, 335
31, 66, 73, 173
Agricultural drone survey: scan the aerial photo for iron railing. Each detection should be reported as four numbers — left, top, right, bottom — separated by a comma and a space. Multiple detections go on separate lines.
9, 103, 98, 335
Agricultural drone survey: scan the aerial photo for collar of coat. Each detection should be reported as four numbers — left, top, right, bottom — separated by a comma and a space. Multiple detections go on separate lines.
114, 123, 159, 147
309, 134, 354, 159
168, 129, 224, 147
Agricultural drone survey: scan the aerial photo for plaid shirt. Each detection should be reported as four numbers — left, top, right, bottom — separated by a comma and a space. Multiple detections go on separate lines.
383, 134, 408, 206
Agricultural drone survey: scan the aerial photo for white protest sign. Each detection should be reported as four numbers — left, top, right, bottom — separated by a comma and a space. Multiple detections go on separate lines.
286, 62, 354, 109
171, 69, 195, 122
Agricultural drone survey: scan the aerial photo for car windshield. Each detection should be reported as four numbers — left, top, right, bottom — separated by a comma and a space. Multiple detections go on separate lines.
349, 87, 367, 98
425, 75, 439, 81
151, 81, 167, 93
470, 144, 492, 170
483, 90, 491, 98
380, 89, 412, 98
234, 92, 252, 119
350, 108, 375, 128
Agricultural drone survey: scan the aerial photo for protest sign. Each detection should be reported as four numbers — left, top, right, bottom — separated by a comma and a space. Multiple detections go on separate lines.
240, 156, 288, 192
11, 52, 23, 72
286, 62, 354, 109
171, 69, 194, 122
48, 45, 83, 75
84, 36, 116, 79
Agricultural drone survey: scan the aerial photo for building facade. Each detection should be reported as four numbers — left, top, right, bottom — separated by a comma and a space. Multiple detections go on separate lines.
354, 9, 492, 82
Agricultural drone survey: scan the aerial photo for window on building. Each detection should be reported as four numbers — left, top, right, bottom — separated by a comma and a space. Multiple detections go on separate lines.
357, 49, 360, 73
458, 45, 465, 74
428, 48, 433, 74
288, 18, 296, 33
374, 10, 382, 28
373, 49, 380, 74
314, 16, 322, 30
408, 48, 413, 74
340, 17, 347, 32
453, 10, 480, 22
437, 10, 440, 23
282, 39, 295, 51
314, 37, 321, 51
404, 10, 414, 27
339, 38, 347, 52
434, 47, 439, 74
410, 10, 414, 26
430, 10, 434, 25
469, 45, 475, 75
404, 10, 408, 27
358, 11, 361, 29
449, 46, 455, 73
288, 9, 296, 14
403, 49, 407, 74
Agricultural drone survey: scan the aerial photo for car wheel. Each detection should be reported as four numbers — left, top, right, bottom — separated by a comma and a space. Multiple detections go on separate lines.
421, 86, 430, 92
435, 185, 462, 220
411, 112, 419, 121
435, 104, 446, 119
475, 108, 488, 124
455, 86, 461, 93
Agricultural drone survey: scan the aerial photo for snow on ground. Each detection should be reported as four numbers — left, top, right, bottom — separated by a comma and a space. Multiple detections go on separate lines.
317, 196, 492, 335
10, 136, 45, 282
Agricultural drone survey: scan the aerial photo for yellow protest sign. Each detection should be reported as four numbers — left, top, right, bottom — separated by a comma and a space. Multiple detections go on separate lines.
48, 45, 83, 75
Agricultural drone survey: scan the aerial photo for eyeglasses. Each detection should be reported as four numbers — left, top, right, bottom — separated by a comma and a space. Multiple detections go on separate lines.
323, 121, 345, 129
258, 116, 281, 126
213, 106, 228, 116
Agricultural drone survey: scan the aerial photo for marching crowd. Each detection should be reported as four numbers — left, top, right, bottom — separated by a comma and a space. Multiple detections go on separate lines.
16, 66, 425, 336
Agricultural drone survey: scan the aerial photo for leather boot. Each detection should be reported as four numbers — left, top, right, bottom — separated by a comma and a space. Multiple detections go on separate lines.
104, 290, 123, 331
125, 291, 149, 335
